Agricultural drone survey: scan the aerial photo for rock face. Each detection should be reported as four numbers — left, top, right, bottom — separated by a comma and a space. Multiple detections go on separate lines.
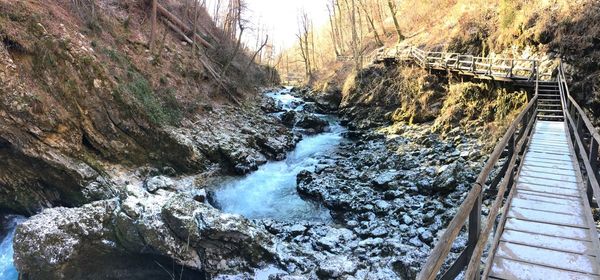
0, 0, 295, 215
14, 188, 277, 280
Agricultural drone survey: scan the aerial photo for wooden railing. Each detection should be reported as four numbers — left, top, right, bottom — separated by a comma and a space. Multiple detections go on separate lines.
417, 75, 540, 280
418, 59, 600, 279
377, 46, 547, 81
558, 62, 600, 206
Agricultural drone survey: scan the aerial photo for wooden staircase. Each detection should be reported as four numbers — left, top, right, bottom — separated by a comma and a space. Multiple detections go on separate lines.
537, 82, 565, 121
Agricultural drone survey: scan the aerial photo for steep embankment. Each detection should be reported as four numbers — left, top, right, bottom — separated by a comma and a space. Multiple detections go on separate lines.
339, 62, 529, 145
0, 0, 290, 215
310, 0, 600, 124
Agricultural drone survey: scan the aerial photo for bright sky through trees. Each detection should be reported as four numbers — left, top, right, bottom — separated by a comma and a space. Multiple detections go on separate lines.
205, 0, 329, 50
245, 0, 328, 48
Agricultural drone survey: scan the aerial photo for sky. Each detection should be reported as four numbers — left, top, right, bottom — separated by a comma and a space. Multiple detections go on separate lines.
205, 0, 329, 51
245, 0, 329, 49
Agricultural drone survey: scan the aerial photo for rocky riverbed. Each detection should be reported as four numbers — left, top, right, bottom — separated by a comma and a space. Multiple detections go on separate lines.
4, 87, 493, 279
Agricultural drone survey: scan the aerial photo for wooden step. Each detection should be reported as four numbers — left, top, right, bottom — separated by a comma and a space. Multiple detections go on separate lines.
504, 218, 591, 240
538, 94, 560, 98
537, 109, 563, 113
500, 230, 595, 255
537, 115, 564, 120
538, 89, 560, 92
494, 242, 599, 274
490, 257, 599, 280
538, 84, 559, 88
538, 99, 562, 103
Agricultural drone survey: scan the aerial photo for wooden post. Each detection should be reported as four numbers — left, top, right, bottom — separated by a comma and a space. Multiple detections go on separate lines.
149, 0, 158, 51
509, 60, 514, 78
590, 139, 599, 179
576, 116, 583, 138
508, 134, 515, 156
472, 57, 476, 72
589, 139, 599, 205
467, 192, 482, 280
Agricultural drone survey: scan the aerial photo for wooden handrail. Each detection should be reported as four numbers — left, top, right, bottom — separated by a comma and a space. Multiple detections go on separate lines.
379, 45, 600, 279
558, 62, 600, 204
417, 87, 540, 280
417, 184, 482, 280
464, 96, 538, 279
374, 46, 545, 80
418, 59, 600, 279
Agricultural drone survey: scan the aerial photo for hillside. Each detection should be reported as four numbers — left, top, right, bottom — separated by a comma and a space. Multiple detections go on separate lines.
281, 0, 600, 126
0, 0, 287, 215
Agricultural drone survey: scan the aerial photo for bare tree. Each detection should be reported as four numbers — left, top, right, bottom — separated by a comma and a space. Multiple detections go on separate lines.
358, 0, 383, 47
334, 0, 346, 53
149, 0, 158, 51
326, 2, 340, 57
387, 0, 404, 41
222, 0, 246, 75
374, 0, 387, 36
344, 0, 363, 71
247, 35, 269, 68
191, 0, 199, 57
296, 10, 313, 79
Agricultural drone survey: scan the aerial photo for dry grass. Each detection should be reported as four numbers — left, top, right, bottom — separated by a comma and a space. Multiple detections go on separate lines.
432, 81, 528, 147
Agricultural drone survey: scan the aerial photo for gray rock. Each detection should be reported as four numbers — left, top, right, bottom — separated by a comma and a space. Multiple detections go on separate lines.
296, 115, 329, 133
419, 230, 434, 244
371, 171, 399, 190
370, 227, 388, 237
402, 214, 413, 225
316, 255, 357, 278
14, 192, 277, 279
144, 176, 175, 193
281, 111, 297, 127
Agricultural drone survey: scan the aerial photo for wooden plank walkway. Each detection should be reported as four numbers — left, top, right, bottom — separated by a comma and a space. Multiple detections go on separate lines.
488, 120, 600, 279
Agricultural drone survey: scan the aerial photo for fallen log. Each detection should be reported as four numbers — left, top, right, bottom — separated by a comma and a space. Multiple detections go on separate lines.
156, 3, 214, 49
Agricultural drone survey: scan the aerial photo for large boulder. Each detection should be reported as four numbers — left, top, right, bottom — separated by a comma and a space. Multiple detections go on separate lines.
305, 86, 342, 113
419, 161, 466, 194
296, 115, 329, 134
14, 189, 277, 280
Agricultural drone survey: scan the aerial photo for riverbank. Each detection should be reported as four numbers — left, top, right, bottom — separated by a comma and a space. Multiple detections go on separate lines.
8, 85, 495, 279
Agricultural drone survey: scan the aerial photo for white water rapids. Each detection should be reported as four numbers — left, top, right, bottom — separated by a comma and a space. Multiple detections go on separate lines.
214, 88, 344, 222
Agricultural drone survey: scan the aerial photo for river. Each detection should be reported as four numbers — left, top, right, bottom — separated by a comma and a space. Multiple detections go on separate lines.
213, 88, 345, 222
0, 216, 25, 280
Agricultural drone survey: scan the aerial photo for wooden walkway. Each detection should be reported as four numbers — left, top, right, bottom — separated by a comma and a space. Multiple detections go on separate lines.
488, 120, 600, 279
387, 47, 600, 280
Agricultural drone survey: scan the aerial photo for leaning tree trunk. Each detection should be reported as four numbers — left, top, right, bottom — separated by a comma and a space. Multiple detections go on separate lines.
387, 0, 404, 42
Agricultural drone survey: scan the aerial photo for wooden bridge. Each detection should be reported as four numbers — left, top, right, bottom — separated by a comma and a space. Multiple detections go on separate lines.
380, 47, 600, 279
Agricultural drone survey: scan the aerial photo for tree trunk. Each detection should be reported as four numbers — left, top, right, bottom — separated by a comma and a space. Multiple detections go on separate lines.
358, 0, 383, 47
326, 3, 340, 57
387, 0, 404, 41
247, 35, 268, 69
149, 0, 157, 51
191, 0, 199, 57
334, 0, 346, 53
375, 0, 387, 36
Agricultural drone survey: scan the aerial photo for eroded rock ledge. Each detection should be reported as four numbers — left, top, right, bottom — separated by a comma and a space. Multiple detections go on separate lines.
14, 187, 277, 279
